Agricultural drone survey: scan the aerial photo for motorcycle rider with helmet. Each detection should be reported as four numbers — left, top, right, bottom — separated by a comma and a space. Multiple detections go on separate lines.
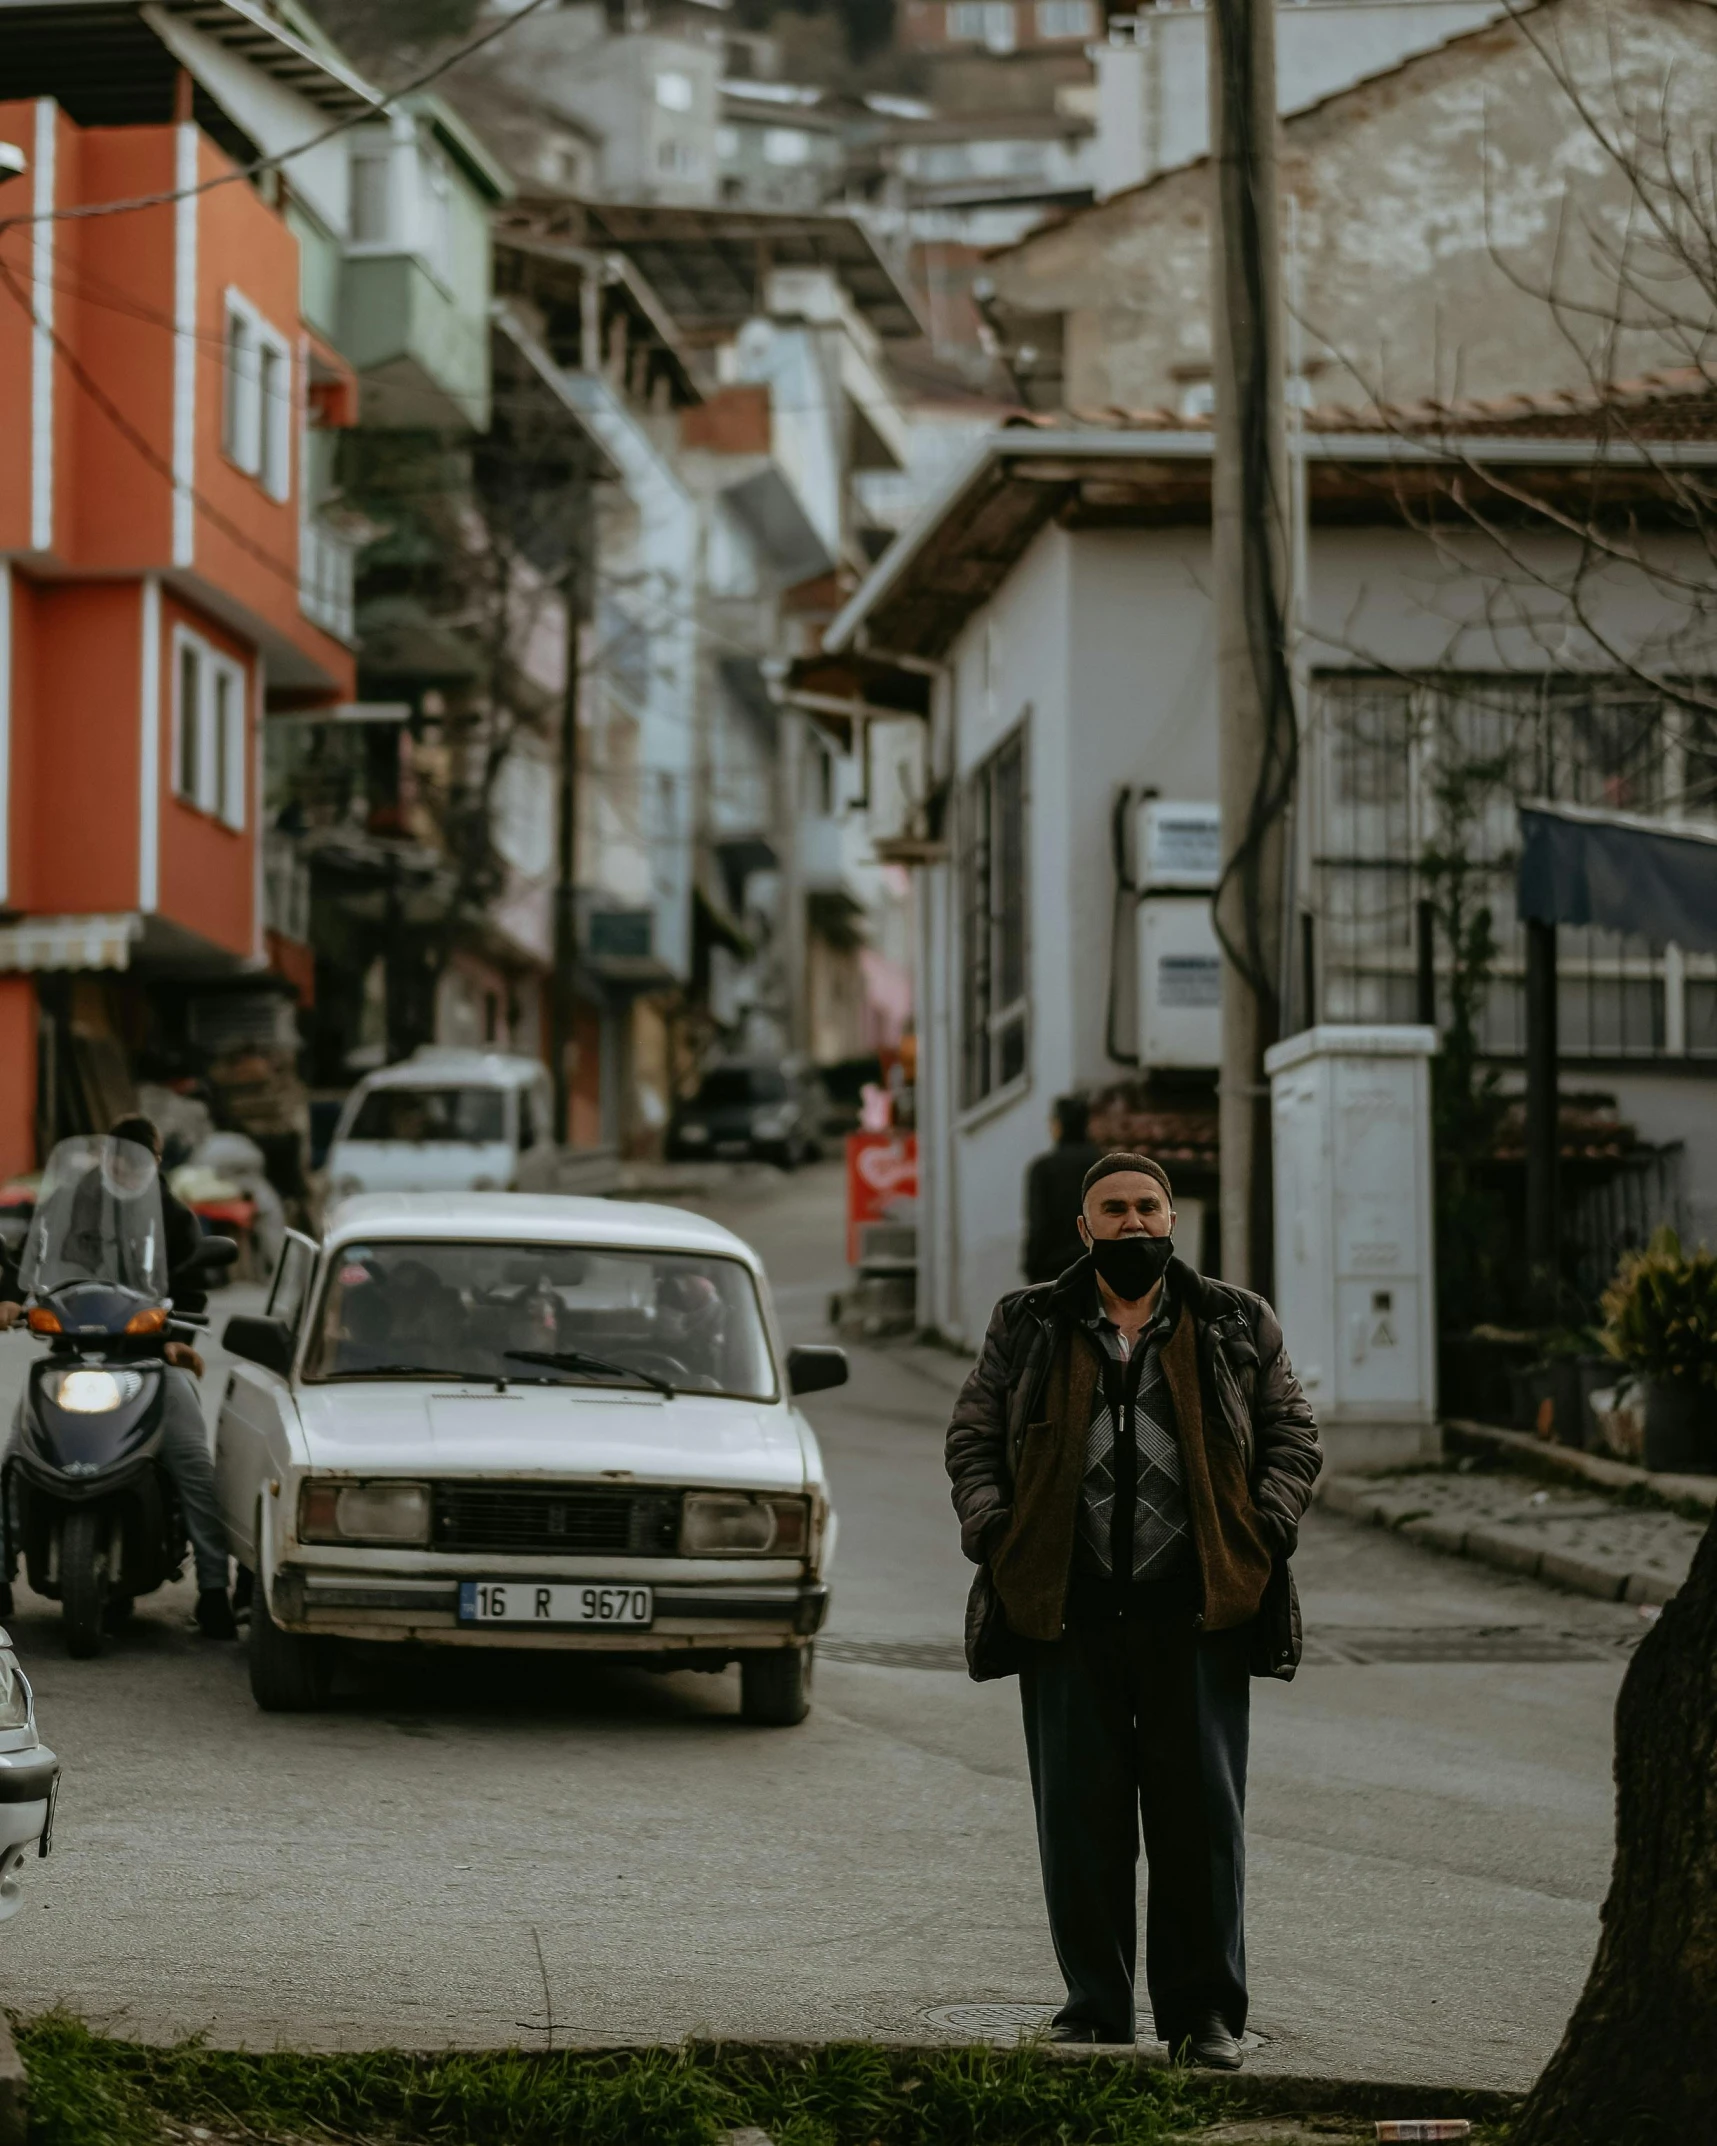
0, 1116, 236, 1639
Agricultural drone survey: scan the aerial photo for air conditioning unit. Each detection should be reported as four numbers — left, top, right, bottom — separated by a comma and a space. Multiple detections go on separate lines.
1136, 798, 1221, 890
1136, 895, 1222, 1068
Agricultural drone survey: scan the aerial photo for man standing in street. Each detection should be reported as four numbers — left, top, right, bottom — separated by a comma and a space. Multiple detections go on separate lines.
1021, 1096, 1101, 1283
946, 1153, 1321, 2063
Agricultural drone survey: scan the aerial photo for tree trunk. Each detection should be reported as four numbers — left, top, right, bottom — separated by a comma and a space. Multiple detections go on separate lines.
1512, 1509, 1717, 2145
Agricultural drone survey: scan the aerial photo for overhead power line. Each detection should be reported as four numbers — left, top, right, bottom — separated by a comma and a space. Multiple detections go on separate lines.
0, 0, 558, 236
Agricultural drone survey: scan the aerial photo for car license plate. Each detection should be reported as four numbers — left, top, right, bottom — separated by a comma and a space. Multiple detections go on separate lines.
458, 1581, 653, 1627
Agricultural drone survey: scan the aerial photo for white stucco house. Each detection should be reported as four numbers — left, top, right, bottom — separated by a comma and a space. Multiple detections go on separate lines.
811, 399, 1717, 1356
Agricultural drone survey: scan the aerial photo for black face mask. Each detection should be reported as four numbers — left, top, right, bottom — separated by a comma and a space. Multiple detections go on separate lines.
1086, 1231, 1173, 1302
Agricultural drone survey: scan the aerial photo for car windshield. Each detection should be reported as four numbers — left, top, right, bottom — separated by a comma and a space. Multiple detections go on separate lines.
302, 1240, 778, 1400
696, 1067, 785, 1108
346, 1086, 508, 1145
19, 1135, 165, 1299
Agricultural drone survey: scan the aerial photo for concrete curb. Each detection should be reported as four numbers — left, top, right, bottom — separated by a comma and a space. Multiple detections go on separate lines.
1321, 1475, 1683, 1605
1443, 1418, 1717, 1514
677, 2039, 1522, 2118
0, 2011, 26, 2146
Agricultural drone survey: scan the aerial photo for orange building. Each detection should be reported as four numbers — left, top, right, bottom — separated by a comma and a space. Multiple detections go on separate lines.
0, 97, 355, 1176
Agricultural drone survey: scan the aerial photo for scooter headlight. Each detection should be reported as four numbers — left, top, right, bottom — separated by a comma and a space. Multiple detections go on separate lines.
43, 1368, 145, 1415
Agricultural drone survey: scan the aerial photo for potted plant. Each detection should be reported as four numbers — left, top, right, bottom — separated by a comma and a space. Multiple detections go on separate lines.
1600, 1229, 1717, 1472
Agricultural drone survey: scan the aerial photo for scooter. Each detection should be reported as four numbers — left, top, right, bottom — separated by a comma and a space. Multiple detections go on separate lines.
4, 1136, 235, 1657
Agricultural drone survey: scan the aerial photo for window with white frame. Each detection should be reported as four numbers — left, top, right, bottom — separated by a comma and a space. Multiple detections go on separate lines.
960, 721, 1029, 1107
763, 126, 812, 166
1034, 0, 1092, 37
222, 293, 291, 502
420, 145, 453, 284
173, 630, 248, 830
350, 146, 394, 244
947, 0, 1016, 49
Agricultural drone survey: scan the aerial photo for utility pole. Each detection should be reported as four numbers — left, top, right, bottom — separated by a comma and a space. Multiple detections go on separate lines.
1524, 916, 1559, 1314
551, 582, 583, 1144
1207, 0, 1293, 1295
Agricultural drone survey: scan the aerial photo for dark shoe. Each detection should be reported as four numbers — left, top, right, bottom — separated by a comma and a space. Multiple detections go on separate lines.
1180, 2012, 1242, 2069
195, 1588, 238, 1640
0, 1581, 13, 1622
1049, 2021, 1130, 2046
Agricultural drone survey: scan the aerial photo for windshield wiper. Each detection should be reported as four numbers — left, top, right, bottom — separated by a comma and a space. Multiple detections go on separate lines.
505, 1347, 674, 1397
330, 1363, 495, 1383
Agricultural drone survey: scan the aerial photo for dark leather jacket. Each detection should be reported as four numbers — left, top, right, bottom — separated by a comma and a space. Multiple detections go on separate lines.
945, 1254, 1322, 1679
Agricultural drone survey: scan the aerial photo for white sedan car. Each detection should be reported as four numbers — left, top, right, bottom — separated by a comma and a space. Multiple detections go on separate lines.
213, 1194, 845, 1724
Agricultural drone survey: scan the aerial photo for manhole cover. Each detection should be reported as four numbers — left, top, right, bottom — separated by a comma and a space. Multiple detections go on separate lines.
922, 2004, 1266, 2051
923, 2003, 1061, 2041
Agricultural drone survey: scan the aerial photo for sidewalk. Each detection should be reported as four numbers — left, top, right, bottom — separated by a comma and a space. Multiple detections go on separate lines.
1322, 1444, 1710, 1605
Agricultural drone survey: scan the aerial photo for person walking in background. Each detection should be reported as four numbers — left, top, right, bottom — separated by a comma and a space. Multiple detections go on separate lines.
948, 1153, 1321, 2064
1021, 1095, 1101, 1282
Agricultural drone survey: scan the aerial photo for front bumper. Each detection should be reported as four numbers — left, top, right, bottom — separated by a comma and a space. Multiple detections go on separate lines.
268, 1568, 830, 1651
0, 1744, 59, 1918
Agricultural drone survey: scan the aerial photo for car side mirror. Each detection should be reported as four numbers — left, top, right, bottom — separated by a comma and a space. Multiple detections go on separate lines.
787, 1344, 848, 1396
222, 1314, 295, 1380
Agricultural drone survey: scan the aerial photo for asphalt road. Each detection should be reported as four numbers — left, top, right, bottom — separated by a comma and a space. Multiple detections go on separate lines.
0, 1162, 1635, 2090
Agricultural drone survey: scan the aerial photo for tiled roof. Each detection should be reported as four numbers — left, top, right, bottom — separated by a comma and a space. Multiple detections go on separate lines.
1001, 367, 1717, 443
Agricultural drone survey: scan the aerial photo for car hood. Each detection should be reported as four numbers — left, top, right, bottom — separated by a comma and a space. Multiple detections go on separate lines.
293, 1383, 806, 1489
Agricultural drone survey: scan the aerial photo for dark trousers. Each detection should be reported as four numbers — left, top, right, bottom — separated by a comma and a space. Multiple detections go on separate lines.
1019, 1616, 1250, 2046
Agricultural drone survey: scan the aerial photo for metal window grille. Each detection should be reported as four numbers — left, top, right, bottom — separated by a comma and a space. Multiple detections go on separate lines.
1309, 674, 1702, 1059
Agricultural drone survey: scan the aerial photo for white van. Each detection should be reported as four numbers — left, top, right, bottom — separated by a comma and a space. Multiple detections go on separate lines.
323, 1051, 558, 1203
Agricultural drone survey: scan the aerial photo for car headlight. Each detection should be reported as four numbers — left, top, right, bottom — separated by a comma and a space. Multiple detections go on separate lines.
678, 1123, 710, 1143
0, 1652, 31, 1732
298, 1479, 432, 1546
750, 1104, 794, 1138
679, 1491, 809, 1557
44, 1368, 145, 1415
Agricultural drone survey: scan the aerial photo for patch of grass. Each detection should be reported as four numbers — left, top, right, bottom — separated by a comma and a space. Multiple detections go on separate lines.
15, 2016, 1225, 2146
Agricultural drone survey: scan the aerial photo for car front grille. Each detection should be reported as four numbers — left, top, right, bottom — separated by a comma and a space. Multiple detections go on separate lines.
432, 1484, 680, 1558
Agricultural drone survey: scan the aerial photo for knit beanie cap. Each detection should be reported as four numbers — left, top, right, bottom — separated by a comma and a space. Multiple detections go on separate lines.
1080, 1150, 1173, 1206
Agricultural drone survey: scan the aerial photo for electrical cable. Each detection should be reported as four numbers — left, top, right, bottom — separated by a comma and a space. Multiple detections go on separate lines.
1104, 783, 1140, 1065
0, 0, 562, 236
1207, 0, 1300, 1030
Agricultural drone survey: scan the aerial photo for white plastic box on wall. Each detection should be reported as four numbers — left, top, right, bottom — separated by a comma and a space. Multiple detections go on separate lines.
1134, 798, 1222, 1068
1264, 1024, 1440, 1473
1137, 899, 1222, 1067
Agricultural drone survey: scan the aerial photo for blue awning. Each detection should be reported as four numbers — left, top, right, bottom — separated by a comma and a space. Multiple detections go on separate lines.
1518, 799, 1717, 953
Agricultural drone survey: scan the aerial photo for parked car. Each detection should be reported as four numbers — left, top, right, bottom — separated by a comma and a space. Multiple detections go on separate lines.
816, 1055, 884, 1138
0, 1629, 58, 1918
666, 1061, 827, 1169
214, 1194, 845, 1724
323, 1051, 557, 1204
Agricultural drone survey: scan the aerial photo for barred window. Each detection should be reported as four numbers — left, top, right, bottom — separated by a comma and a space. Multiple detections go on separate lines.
960, 723, 1029, 1108
1311, 674, 1691, 1059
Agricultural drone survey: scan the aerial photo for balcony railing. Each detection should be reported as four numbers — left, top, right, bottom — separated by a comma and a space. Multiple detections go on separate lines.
299, 513, 359, 641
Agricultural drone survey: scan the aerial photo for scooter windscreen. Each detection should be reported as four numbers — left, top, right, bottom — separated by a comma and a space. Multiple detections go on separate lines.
19, 1137, 167, 1336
